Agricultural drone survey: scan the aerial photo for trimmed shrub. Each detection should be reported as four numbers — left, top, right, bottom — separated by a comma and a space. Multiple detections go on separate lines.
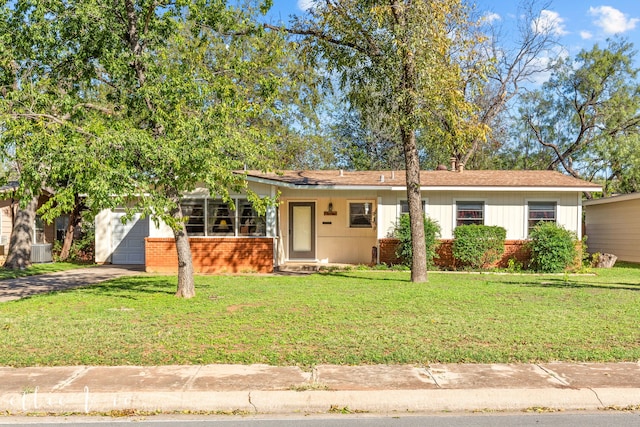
528, 222, 578, 273
394, 214, 441, 268
452, 225, 506, 269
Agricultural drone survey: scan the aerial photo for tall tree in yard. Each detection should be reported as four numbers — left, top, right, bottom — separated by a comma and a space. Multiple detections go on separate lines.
452, 0, 560, 169
284, 0, 486, 281
1, 1, 308, 295
521, 39, 640, 197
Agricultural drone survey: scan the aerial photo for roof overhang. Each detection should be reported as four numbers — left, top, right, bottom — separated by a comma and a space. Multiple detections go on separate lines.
245, 175, 601, 193
583, 192, 640, 206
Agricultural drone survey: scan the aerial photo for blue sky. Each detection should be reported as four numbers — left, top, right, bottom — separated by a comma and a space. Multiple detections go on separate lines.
267, 0, 640, 60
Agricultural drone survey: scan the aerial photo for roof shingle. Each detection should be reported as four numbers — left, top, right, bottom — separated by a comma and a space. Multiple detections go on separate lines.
243, 170, 601, 189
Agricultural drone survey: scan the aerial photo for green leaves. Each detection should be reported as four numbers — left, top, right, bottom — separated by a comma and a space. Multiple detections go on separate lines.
1, 0, 311, 222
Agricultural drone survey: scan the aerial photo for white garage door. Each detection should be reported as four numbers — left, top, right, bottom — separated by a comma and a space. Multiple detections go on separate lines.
111, 212, 149, 265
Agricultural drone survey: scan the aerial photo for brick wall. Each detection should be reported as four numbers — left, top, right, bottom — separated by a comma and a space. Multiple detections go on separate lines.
145, 237, 274, 274
379, 238, 531, 269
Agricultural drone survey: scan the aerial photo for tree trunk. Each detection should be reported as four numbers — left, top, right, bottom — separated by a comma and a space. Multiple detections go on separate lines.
398, 20, 427, 283
172, 202, 195, 298
4, 194, 38, 270
403, 128, 428, 283
59, 196, 82, 261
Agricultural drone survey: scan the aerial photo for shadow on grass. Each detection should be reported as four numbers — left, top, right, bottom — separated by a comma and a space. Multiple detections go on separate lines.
489, 276, 640, 292
321, 271, 412, 283
81, 276, 176, 298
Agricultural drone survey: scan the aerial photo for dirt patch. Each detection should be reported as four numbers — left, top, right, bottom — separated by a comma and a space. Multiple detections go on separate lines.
226, 304, 261, 313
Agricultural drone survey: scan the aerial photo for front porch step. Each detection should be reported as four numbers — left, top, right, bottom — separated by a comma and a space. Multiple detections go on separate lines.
276, 263, 354, 273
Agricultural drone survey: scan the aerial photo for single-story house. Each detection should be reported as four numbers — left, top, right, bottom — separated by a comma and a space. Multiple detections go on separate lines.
95, 169, 601, 272
584, 193, 640, 263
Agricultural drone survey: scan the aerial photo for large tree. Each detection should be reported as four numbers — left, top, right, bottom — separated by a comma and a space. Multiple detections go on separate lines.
1, 1, 310, 295
520, 38, 640, 197
283, 0, 486, 282
439, 0, 559, 169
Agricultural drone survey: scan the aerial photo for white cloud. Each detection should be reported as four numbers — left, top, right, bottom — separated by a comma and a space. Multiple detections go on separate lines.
589, 6, 639, 34
481, 12, 501, 24
532, 10, 569, 36
297, 0, 316, 11
580, 30, 593, 39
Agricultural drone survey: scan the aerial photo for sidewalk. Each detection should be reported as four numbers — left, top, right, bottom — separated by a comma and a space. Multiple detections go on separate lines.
1, 362, 640, 415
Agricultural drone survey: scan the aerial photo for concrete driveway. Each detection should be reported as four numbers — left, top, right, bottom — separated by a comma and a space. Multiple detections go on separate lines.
0, 264, 145, 302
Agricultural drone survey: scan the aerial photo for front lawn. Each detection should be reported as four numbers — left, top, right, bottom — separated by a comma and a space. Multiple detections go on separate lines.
1, 264, 639, 367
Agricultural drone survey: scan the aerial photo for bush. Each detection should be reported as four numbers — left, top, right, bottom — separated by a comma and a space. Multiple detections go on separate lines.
394, 214, 441, 268
452, 225, 506, 269
52, 220, 95, 263
528, 222, 578, 273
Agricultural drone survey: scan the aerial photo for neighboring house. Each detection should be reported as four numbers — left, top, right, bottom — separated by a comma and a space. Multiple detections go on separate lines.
0, 183, 67, 262
95, 169, 601, 272
584, 193, 640, 263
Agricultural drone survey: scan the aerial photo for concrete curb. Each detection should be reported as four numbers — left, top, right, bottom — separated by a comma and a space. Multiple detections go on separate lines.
3, 388, 640, 415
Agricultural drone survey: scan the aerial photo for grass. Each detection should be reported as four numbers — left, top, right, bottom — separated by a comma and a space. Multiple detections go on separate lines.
1, 263, 639, 367
0, 262, 90, 280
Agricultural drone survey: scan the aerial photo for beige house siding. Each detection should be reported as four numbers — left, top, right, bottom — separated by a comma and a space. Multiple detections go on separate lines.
585, 195, 640, 263
424, 191, 580, 240
279, 190, 379, 264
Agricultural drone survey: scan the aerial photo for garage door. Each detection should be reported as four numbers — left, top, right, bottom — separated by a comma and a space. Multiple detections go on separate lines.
111, 212, 149, 265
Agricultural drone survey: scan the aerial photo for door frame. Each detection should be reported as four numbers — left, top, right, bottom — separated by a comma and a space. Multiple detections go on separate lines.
288, 202, 316, 260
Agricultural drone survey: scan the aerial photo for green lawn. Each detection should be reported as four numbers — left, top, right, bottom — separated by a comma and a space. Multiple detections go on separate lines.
1, 264, 639, 367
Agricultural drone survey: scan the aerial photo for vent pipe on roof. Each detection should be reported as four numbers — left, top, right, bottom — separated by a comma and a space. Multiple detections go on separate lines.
380, 174, 385, 183
458, 162, 465, 173
339, 169, 344, 177
391, 171, 395, 179
450, 157, 457, 172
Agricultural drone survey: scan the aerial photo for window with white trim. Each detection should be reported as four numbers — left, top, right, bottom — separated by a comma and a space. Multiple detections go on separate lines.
528, 202, 556, 234
182, 199, 207, 236
349, 202, 374, 228
34, 215, 46, 243
456, 202, 484, 226
181, 198, 265, 237
399, 200, 427, 217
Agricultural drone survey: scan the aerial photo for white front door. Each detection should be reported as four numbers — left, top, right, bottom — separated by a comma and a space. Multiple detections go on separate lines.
289, 202, 315, 260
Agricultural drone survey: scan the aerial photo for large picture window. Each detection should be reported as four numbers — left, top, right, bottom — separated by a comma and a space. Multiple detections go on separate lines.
181, 198, 266, 237
456, 202, 484, 226
528, 202, 556, 234
349, 202, 374, 228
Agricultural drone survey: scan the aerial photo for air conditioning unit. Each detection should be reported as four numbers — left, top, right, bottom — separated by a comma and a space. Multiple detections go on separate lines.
31, 244, 53, 263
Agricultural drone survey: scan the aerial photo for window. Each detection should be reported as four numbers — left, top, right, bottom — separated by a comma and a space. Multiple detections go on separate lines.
34, 215, 46, 243
456, 202, 484, 226
349, 202, 373, 228
55, 215, 69, 241
528, 202, 556, 234
208, 200, 235, 236
399, 200, 427, 217
237, 199, 266, 236
182, 199, 206, 236
181, 198, 265, 237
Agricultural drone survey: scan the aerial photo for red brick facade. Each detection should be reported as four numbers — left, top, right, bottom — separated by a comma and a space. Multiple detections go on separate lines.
145, 237, 274, 274
379, 238, 531, 269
